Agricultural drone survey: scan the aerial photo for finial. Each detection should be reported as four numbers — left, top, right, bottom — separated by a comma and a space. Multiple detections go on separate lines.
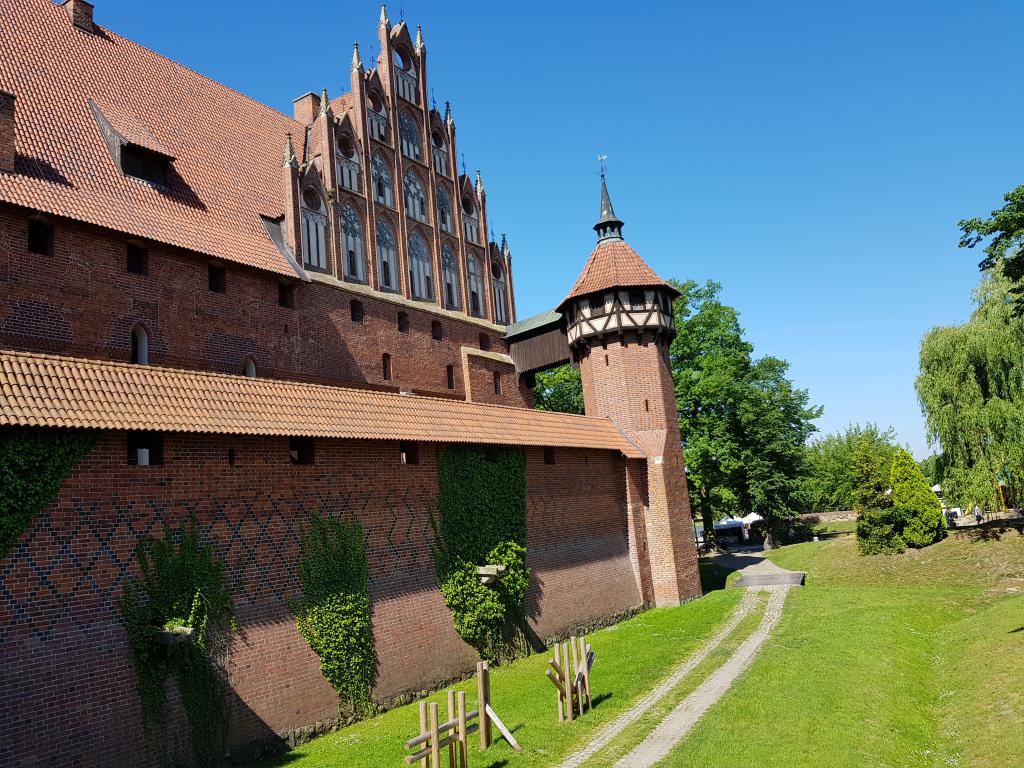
415, 25, 425, 52
379, 4, 390, 28
598, 153, 608, 177
283, 133, 298, 168
320, 88, 332, 117
489, 227, 496, 244
461, 153, 467, 176
500, 232, 508, 254
444, 100, 453, 126
475, 168, 484, 196
351, 42, 363, 71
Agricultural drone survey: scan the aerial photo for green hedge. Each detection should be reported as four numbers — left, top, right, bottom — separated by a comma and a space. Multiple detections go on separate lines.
0, 428, 95, 559
434, 446, 529, 661
293, 514, 375, 716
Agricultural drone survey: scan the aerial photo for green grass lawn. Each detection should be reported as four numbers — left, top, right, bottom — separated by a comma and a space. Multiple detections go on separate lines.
255, 587, 742, 768
664, 531, 1024, 768
811, 518, 857, 536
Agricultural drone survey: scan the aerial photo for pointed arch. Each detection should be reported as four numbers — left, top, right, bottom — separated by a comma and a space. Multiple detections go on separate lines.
404, 169, 427, 222
408, 230, 433, 300
467, 250, 485, 317
442, 241, 460, 310
399, 109, 422, 161
340, 203, 366, 282
300, 185, 328, 271
491, 258, 508, 324
376, 217, 397, 291
436, 185, 453, 233
372, 152, 393, 207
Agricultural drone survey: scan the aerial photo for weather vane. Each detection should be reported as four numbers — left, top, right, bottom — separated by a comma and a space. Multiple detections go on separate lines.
598, 153, 608, 176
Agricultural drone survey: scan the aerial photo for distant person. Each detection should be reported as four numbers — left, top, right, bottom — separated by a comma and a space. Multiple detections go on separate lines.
974, 504, 983, 524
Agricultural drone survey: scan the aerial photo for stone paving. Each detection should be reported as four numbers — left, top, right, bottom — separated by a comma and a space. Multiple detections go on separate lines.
557, 549, 800, 768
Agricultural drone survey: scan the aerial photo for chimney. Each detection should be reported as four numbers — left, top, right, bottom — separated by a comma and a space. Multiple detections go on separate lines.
63, 0, 95, 34
0, 91, 14, 175
292, 92, 321, 124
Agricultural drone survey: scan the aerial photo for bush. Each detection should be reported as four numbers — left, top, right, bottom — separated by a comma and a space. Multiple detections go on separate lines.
856, 508, 906, 555
890, 448, 946, 549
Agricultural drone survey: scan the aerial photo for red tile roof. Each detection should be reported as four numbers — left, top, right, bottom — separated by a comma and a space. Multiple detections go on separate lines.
0, 0, 305, 277
0, 350, 645, 458
561, 240, 677, 307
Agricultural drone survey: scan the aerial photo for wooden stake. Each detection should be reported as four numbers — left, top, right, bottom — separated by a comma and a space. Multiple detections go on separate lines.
477, 661, 490, 749
446, 691, 456, 768
419, 701, 429, 768
579, 636, 592, 711
429, 702, 441, 768
457, 690, 468, 768
562, 642, 574, 721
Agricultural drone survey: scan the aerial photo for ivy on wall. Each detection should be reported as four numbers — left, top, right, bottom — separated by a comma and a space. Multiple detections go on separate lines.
434, 446, 529, 662
0, 427, 95, 560
121, 518, 236, 768
293, 514, 375, 716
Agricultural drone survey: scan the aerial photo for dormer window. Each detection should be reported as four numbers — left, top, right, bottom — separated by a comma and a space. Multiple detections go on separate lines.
367, 91, 388, 142
432, 131, 448, 176
436, 186, 453, 233
404, 170, 427, 222
462, 196, 479, 243
372, 153, 393, 207
300, 188, 328, 271
121, 144, 169, 186
336, 134, 360, 193
399, 111, 422, 161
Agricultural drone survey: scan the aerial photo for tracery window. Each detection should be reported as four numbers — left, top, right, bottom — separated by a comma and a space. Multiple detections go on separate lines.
399, 110, 422, 161
372, 153, 393, 206
442, 242, 460, 309
467, 251, 485, 317
408, 232, 433, 300
376, 218, 397, 291
341, 204, 366, 282
436, 185, 453, 233
404, 171, 427, 222
301, 188, 328, 270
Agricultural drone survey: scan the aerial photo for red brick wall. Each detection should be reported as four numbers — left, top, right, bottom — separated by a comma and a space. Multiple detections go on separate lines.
0, 204, 527, 407
0, 431, 642, 767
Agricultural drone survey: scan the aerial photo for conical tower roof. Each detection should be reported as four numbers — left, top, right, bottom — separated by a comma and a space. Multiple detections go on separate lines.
559, 176, 677, 309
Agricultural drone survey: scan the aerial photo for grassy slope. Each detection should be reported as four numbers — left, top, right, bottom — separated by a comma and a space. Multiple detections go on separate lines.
665, 532, 1024, 768
256, 588, 742, 768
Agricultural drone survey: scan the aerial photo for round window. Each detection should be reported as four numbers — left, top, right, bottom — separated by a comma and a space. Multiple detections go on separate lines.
302, 188, 321, 210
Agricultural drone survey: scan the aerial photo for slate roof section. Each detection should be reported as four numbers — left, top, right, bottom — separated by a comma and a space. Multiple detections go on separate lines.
0, 351, 646, 458
560, 240, 678, 307
0, 0, 306, 277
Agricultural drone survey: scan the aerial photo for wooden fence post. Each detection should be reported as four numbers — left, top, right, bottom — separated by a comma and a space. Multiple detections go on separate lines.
562, 642, 574, 721
429, 702, 441, 768
457, 690, 468, 768
476, 661, 490, 750
419, 701, 429, 768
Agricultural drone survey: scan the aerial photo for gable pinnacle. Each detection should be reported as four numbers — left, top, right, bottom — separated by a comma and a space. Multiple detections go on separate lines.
415, 25, 425, 52
351, 42, 363, 71
444, 100, 453, 126
319, 88, 332, 117
594, 173, 624, 242
475, 168, 485, 196
379, 4, 390, 29
283, 133, 298, 168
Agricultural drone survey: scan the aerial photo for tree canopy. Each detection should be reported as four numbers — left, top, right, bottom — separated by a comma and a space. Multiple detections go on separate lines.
916, 270, 1024, 511
802, 423, 900, 513
959, 183, 1024, 312
532, 364, 584, 416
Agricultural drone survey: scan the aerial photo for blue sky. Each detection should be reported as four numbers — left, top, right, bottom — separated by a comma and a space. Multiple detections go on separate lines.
93, 0, 1024, 457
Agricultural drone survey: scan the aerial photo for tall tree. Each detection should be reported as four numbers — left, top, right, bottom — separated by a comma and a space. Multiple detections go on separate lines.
532, 364, 584, 415
916, 270, 1024, 511
959, 183, 1024, 312
802, 423, 899, 512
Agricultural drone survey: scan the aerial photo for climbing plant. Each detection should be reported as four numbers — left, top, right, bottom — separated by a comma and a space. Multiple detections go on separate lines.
434, 446, 529, 662
292, 514, 375, 716
121, 518, 236, 767
0, 427, 95, 559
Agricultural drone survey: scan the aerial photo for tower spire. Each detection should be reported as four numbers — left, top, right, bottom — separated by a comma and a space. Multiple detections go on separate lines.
351, 42, 363, 71
594, 171, 624, 242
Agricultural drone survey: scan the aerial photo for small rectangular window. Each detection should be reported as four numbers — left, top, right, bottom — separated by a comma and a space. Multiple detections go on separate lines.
208, 263, 226, 293
121, 144, 169, 186
400, 441, 419, 465
126, 243, 148, 275
28, 219, 53, 256
278, 282, 294, 308
493, 371, 502, 395
544, 447, 556, 465
127, 433, 164, 466
446, 364, 455, 390
382, 353, 392, 381
629, 289, 646, 308
589, 296, 605, 315
289, 437, 315, 465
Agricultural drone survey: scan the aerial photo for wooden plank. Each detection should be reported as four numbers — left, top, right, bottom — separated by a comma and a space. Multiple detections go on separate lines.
485, 703, 522, 753
545, 669, 566, 695
405, 713, 469, 749
405, 733, 460, 765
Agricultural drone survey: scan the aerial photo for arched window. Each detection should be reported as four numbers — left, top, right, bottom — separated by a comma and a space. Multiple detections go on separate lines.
467, 251, 485, 317
404, 171, 427, 222
408, 232, 433, 300
131, 324, 149, 365
393, 53, 418, 102
300, 188, 328, 270
442, 242, 460, 309
436, 186, 453, 233
372, 153, 393, 207
432, 131, 448, 176
462, 195, 479, 243
341, 204, 365, 282
376, 218, 397, 291
399, 111, 422, 161
336, 133, 360, 192
492, 260, 508, 324
243, 356, 257, 377
367, 91, 388, 141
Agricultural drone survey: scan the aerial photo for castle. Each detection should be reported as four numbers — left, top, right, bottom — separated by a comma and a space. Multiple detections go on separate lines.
0, 1, 699, 764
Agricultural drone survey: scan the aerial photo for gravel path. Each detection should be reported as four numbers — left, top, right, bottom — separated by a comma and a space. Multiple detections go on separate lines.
613, 584, 792, 767
555, 588, 761, 768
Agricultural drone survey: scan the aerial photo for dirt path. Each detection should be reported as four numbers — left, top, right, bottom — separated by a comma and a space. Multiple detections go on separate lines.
555, 588, 761, 768
612, 584, 791, 767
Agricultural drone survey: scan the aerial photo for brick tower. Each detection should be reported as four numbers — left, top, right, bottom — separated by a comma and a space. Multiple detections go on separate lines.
558, 175, 701, 606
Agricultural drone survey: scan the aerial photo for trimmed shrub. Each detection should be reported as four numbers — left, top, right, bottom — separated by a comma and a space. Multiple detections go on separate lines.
890, 448, 946, 549
856, 508, 906, 555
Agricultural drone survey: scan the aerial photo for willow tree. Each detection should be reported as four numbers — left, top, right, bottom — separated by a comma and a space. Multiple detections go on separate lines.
916, 271, 1024, 510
